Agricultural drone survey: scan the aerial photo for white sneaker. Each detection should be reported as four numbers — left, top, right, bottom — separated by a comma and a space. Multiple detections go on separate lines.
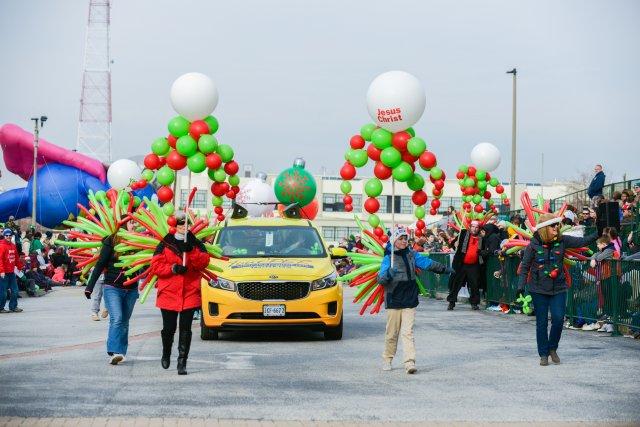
582, 323, 599, 331
405, 363, 417, 374
91, 313, 100, 321
101, 309, 109, 318
109, 354, 124, 365
382, 360, 392, 371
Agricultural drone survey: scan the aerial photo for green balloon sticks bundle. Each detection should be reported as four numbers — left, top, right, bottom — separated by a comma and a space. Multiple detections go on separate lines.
339, 124, 446, 238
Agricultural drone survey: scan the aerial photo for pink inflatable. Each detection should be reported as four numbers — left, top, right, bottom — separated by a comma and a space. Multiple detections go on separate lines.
0, 123, 107, 182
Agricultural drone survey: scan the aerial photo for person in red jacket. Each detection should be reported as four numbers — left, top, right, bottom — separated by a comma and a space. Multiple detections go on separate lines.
0, 228, 25, 313
151, 212, 210, 375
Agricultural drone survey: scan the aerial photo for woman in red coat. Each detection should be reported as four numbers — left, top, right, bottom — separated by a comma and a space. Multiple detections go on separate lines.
151, 212, 210, 375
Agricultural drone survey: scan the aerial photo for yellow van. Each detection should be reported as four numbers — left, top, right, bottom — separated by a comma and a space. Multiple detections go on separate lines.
200, 217, 344, 340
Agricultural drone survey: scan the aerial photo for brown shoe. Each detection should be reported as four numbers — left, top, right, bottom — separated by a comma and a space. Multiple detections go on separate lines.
549, 350, 560, 364
540, 356, 549, 366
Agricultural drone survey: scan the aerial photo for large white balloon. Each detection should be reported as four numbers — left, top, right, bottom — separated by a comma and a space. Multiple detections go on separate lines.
366, 71, 426, 132
107, 159, 142, 189
236, 174, 277, 217
470, 142, 501, 172
170, 72, 219, 121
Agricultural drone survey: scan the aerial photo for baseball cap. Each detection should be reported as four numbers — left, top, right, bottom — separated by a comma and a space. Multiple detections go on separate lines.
3, 228, 14, 236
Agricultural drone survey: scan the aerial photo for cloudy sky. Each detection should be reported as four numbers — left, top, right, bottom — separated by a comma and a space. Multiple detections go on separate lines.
1, 0, 638, 191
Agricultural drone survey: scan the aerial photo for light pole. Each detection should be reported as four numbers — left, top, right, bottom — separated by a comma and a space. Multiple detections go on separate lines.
506, 68, 517, 208
30, 116, 47, 228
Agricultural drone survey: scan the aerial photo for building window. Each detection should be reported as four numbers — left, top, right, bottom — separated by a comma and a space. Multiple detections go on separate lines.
322, 226, 363, 241
323, 227, 335, 240
322, 193, 362, 213
180, 190, 207, 209
401, 196, 412, 214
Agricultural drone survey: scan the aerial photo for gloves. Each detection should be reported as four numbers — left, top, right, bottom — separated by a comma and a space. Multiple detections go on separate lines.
84, 290, 92, 300
172, 264, 188, 275
445, 266, 455, 275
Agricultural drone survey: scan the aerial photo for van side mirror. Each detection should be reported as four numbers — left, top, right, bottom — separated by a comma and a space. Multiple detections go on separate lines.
329, 247, 348, 259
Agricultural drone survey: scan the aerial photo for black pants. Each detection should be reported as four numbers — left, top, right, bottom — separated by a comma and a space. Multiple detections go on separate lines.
161, 308, 196, 336
447, 263, 481, 305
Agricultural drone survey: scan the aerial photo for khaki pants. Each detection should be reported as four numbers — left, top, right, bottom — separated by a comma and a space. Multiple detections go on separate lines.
383, 308, 416, 365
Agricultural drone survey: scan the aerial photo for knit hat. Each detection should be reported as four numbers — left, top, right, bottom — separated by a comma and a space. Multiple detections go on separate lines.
174, 211, 187, 225
392, 227, 409, 240
563, 210, 576, 223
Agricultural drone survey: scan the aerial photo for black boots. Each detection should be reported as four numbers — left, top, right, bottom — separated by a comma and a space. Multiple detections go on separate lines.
161, 330, 173, 369
447, 302, 455, 311
176, 330, 192, 375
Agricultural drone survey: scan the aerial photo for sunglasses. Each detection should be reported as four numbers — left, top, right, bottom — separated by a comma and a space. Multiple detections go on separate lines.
549, 223, 561, 229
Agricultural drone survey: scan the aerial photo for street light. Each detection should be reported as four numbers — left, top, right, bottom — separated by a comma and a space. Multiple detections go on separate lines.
30, 115, 47, 228
506, 68, 517, 208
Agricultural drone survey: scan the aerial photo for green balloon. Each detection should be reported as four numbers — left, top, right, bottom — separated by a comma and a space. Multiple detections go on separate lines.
476, 169, 487, 181
406, 127, 416, 137
407, 173, 425, 191
141, 169, 154, 182
274, 165, 317, 207
207, 168, 217, 180
217, 144, 234, 162
187, 152, 207, 173
458, 164, 469, 173
340, 180, 352, 194
198, 134, 218, 154
464, 177, 475, 188
156, 165, 176, 186
501, 193, 508, 200
406, 137, 426, 157
176, 135, 198, 157
488, 199, 495, 206
371, 128, 393, 150
168, 116, 190, 137
463, 195, 473, 202
133, 196, 141, 207
121, 192, 131, 206
415, 206, 426, 219
392, 162, 413, 182
350, 149, 368, 167
203, 115, 219, 134
360, 123, 377, 141
472, 195, 482, 204
368, 214, 380, 228
213, 168, 226, 183
489, 177, 499, 187
151, 137, 171, 156
228, 175, 240, 186
162, 202, 175, 216
458, 179, 465, 186
364, 178, 383, 197
430, 166, 443, 180
477, 180, 488, 192
380, 147, 402, 168
211, 196, 223, 207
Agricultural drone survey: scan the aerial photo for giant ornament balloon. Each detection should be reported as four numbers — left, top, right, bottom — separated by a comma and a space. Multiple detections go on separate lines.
366, 71, 426, 132
107, 159, 142, 189
170, 72, 219, 121
274, 158, 317, 208
236, 172, 277, 217
470, 142, 501, 172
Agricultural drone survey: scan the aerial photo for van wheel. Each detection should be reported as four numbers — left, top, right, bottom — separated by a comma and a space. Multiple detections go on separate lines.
324, 314, 343, 340
200, 316, 219, 340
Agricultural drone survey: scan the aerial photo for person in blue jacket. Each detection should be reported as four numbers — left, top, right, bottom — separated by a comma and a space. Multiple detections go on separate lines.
378, 227, 453, 374
587, 164, 605, 206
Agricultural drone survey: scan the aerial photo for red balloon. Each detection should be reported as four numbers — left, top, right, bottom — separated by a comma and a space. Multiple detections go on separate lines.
343, 195, 353, 205
374, 162, 392, 179
206, 153, 222, 170
432, 188, 442, 197
158, 156, 166, 167
392, 131, 411, 152
364, 197, 380, 214
414, 229, 423, 237
167, 216, 177, 227
380, 234, 389, 243
503, 198, 510, 206
168, 226, 177, 235
344, 204, 353, 212
224, 160, 239, 175
484, 191, 492, 199
167, 135, 177, 149
340, 162, 356, 180
367, 144, 382, 161
144, 153, 161, 170
468, 166, 477, 176
463, 202, 472, 210
300, 199, 319, 220
434, 179, 445, 190
456, 171, 465, 180
440, 171, 446, 180
231, 185, 240, 194
412, 190, 428, 206
350, 135, 366, 149
226, 190, 236, 199
464, 187, 476, 196
429, 208, 437, 215
416, 219, 425, 229
485, 172, 491, 181
189, 120, 210, 140
157, 186, 174, 203
166, 150, 187, 170
474, 204, 484, 213
211, 182, 229, 197
401, 152, 418, 164
217, 214, 225, 222
419, 151, 437, 170
496, 185, 505, 194
214, 206, 224, 214
374, 227, 384, 237
431, 199, 441, 209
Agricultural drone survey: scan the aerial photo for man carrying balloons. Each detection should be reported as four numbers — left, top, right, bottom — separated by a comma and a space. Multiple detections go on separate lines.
378, 227, 453, 374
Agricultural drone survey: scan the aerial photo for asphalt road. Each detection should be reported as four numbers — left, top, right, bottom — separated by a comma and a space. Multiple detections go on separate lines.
0, 286, 639, 422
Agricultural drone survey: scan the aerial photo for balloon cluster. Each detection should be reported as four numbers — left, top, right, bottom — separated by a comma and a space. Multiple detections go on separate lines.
339, 125, 444, 239
455, 163, 508, 219
141, 73, 238, 225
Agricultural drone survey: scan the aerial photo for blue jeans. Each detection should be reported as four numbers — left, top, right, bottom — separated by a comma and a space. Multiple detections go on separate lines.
0, 273, 19, 311
103, 285, 138, 355
531, 291, 567, 357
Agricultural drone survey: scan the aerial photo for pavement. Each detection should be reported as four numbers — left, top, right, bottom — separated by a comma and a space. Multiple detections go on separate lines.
0, 286, 639, 425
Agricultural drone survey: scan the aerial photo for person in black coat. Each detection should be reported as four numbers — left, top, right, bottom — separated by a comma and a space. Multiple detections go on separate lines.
447, 221, 483, 311
517, 213, 597, 366
587, 164, 605, 206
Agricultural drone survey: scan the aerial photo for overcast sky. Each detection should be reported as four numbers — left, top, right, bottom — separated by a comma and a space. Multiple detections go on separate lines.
1, 0, 639, 191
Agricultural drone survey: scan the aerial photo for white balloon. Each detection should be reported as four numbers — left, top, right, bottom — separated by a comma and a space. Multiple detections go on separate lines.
236, 178, 277, 217
470, 142, 501, 172
170, 72, 219, 121
107, 159, 142, 189
366, 71, 426, 132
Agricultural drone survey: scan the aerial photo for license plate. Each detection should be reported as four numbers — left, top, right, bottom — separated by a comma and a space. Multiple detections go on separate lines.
263, 304, 286, 317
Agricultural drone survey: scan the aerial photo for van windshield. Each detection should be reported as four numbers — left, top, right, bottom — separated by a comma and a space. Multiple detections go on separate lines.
217, 226, 327, 258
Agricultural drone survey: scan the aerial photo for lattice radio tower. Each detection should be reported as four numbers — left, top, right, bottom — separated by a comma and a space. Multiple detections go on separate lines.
76, 0, 112, 163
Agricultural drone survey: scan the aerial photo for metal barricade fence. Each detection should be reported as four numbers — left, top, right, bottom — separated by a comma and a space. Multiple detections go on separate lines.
417, 253, 452, 297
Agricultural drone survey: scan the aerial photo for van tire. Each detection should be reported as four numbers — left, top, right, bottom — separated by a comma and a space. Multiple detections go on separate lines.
200, 316, 219, 340
324, 314, 343, 340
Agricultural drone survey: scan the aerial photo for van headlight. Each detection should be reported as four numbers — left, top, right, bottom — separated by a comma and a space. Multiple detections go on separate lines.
209, 277, 236, 291
311, 272, 338, 291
